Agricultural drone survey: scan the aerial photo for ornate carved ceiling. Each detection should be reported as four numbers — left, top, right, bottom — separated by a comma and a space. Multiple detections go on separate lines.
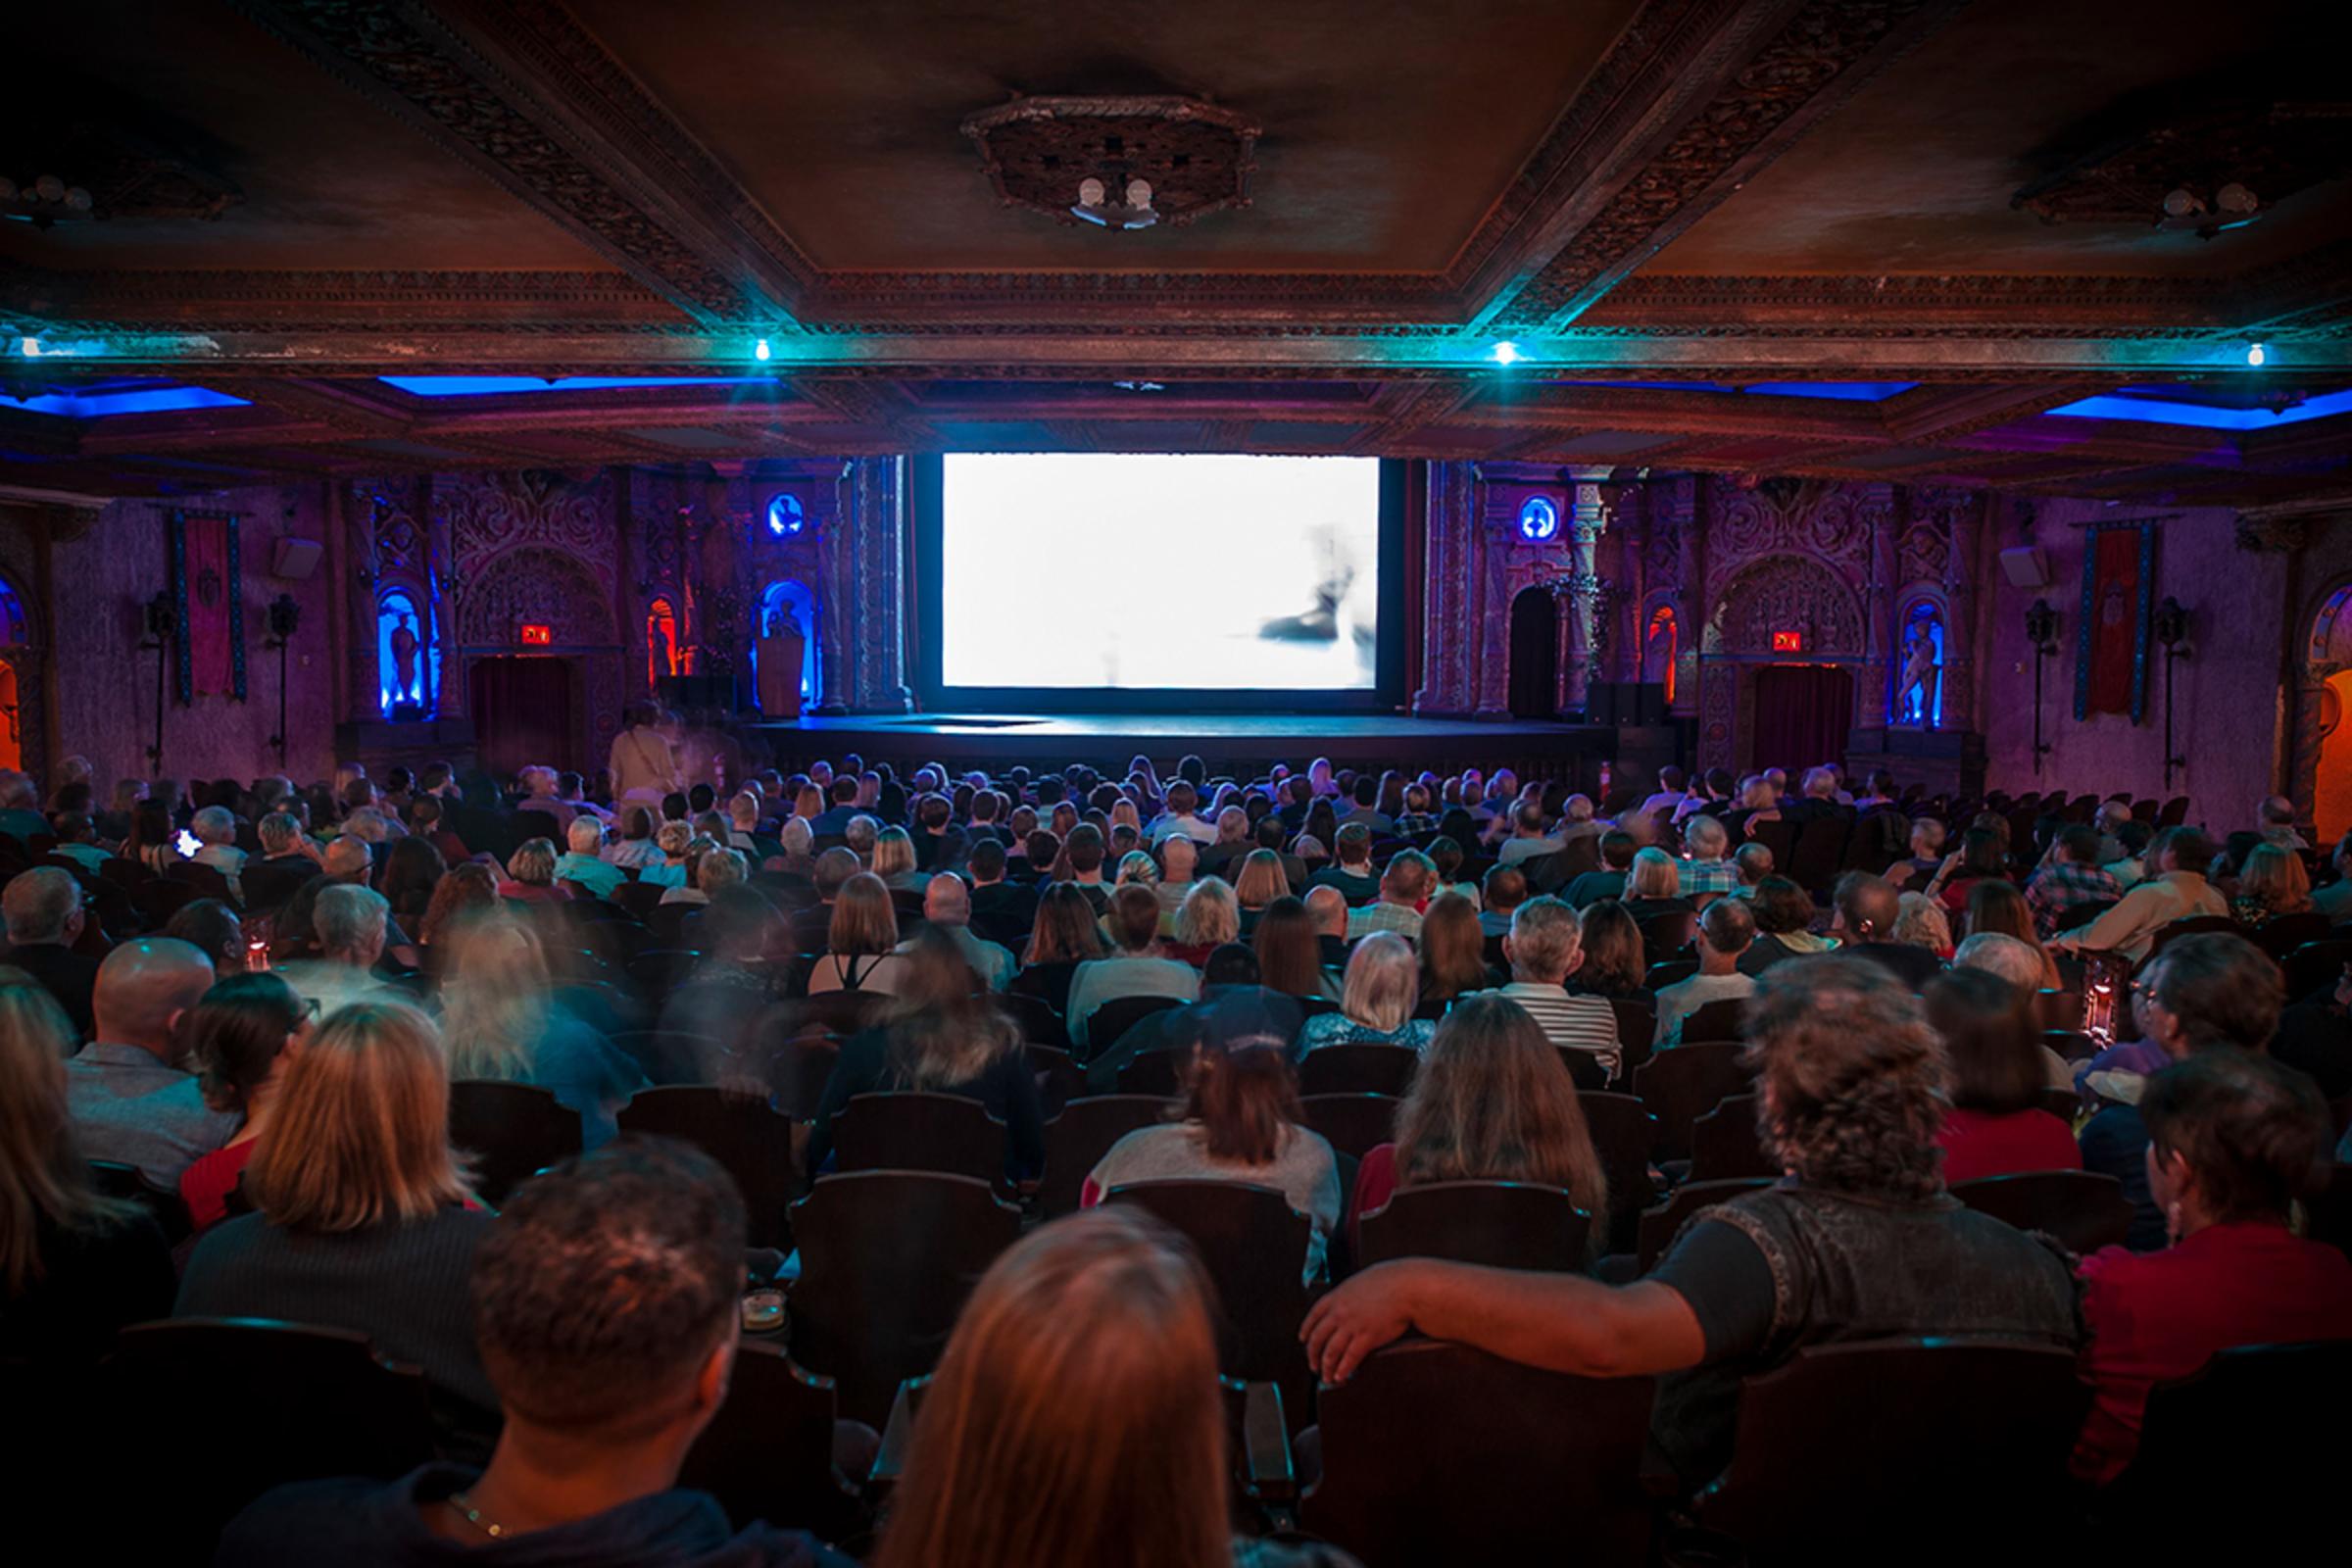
1, 0, 2348, 505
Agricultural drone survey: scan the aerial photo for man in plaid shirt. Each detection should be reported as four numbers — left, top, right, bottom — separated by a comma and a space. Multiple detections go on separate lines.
1346, 849, 1437, 944
1677, 813, 1742, 897
2024, 823, 2124, 939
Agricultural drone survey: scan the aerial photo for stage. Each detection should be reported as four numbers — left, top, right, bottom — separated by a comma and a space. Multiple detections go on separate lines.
744, 711, 1681, 789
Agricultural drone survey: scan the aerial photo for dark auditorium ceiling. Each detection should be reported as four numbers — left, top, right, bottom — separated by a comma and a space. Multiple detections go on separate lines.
2, 0, 2350, 506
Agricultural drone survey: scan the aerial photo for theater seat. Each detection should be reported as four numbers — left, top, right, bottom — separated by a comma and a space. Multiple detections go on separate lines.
1575, 1092, 1660, 1255
1036, 1094, 1175, 1218
831, 1090, 1006, 1184
1688, 1094, 1774, 1182
1298, 1043, 1418, 1098
447, 1080, 583, 1204
615, 1087, 800, 1250
1300, 1341, 1654, 1568
1636, 1177, 1774, 1273
1355, 1179, 1590, 1273
1633, 1042, 1751, 1161
1951, 1170, 2133, 1254
2109, 1341, 2352, 1533
1298, 1092, 1400, 1162
677, 1341, 864, 1541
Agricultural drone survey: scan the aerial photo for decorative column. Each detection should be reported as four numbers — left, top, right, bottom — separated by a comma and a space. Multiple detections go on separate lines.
821, 456, 913, 713
1559, 467, 1611, 714
1859, 483, 1899, 728
1412, 462, 1481, 715
1669, 474, 1705, 713
1938, 487, 1984, 733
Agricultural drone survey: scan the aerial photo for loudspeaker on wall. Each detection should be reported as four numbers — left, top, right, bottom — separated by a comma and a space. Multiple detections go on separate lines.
271, 537, 323, 579
1997, 545, 2048, 589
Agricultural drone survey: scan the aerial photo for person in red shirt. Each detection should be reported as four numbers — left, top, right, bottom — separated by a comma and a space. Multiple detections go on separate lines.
177, 971, 312, 1232
2073, 1049, 2352, 1485
1925, 967, 2082, 1185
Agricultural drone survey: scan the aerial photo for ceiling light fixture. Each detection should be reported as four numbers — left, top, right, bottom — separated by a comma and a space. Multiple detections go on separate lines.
1072, 176, 1156, 230
1492, 341, 1523, 366
18, 336, 37, 358
2245, 341, 2268, 367
754, 337, 771, 363
960, 94, 1259, 234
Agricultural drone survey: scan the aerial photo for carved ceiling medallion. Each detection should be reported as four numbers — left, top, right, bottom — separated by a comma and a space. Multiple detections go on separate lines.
960, 94, 1260, 230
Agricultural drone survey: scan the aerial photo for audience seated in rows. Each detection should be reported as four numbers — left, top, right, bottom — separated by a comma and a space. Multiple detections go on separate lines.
1654, 897, 1757, 1047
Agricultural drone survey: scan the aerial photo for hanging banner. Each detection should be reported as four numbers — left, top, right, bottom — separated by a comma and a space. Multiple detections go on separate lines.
172, 510, 248, 704
2074, 519, 2154, 722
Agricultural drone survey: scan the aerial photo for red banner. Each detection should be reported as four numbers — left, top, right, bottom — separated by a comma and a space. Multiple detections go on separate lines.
183, 514, 234, 698
2082, 526, 2141, 718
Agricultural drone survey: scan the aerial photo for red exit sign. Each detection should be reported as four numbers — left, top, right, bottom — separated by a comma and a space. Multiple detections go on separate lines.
518, 623, 553, 647
1771, 629, 1802, 653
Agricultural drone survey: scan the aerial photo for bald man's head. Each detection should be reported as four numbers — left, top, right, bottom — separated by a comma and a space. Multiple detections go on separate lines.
923, 872, 971, 926
1304, 884, 1349, 938
1834, 871, 1902, 942
93, 938, 218, 1059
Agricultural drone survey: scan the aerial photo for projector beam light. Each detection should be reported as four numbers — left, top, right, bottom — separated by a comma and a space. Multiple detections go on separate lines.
754, 338, 771, 363
2245, 342, 2267, 367
1492, 340, 1522, 366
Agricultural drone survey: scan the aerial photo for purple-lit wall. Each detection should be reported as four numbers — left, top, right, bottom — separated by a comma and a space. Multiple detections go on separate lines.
50, 486, 344, 788
1974, 500, 2283, 824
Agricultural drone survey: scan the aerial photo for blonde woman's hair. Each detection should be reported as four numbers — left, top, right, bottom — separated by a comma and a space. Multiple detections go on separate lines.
1394, 994, 1608, 1220
439, 916, 553, 1082
1342, 931, 1420, 1033
828, 872, 900, 956
1628, 847, 1682, 900
244, 1002, 472, 1232
872, 1207, 1226, 1568
871, 827, 917, 879
1174, 877, 1239, 949
0, 975, 140, 1290
2237, 843, 2312, 914
657, 820, 694, 857
1892, 891, 1952, 951
507, 837, 558, 886
1233, 850, 1289, 909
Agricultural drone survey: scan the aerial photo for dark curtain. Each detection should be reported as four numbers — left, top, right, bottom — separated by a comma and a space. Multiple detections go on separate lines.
469, 657, 574, 777
1751, 664, 1854, 774
1507, 589, 1557, 719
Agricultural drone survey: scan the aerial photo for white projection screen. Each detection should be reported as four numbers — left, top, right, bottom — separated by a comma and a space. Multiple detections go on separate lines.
937, 453, 1385, 692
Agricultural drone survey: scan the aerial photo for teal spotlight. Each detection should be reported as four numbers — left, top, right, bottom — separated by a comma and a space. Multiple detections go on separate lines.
18, 336, 37, 358
2245, 342, 2267, 367
755, 337, 771, 362
1492, 340, 1522, 366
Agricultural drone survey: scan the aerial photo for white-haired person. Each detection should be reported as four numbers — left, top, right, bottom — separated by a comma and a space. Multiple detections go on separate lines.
1471, 897, 1622, 1083
1297, 932, 1436, 1056
1677, 814, 1740, 900
275, 885, 407, 1019
188, 806, 248, 905
551, 815, 624, 900
1166, 877, 1242, 967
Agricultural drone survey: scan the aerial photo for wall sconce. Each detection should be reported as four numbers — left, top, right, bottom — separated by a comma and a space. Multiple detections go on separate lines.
2154, 596, 2190, 792
2024, 598, 2059, 777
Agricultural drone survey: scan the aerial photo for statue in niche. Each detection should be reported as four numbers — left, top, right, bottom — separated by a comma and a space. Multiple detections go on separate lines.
1894, 606, 1943, 727
390, 612, 420, 699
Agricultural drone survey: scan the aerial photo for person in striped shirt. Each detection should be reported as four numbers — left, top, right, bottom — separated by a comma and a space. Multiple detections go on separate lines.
1468, 896, 1622, 1083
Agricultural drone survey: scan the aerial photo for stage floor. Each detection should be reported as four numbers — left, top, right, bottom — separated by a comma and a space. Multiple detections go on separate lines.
743, 711, 1656, 786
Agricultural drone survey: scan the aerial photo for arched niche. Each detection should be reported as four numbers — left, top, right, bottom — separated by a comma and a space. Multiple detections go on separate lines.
0, 573, 27, 773
755, 579, 819, 717
1698, 556, 1868, 775
2296, 577, 2352, 844
1506, 586, 1559, 719
454, 547, 622, 770
375, 585, 436, 717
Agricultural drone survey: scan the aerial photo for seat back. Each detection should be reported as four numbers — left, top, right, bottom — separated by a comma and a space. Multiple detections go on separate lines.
1695, 1338, 2090, 1556
2145, 915, 2242, 961
1606, 998, 1656, 1074
677, 1342, 858, 1540
992, 989, 1064, 1046
614, 1087, 799, 1249
1023, 1042, 1085, 1118
1298, 1093, 1400, 1161
1636, 909, 1697, 969
1084, 992, 1185, 1056
832, 1091, 1005, 1183
1575, 1091, 1660, 1255
1303, 1341, 1653, 1568
1298, 1043, 1419, 1098
1636, 1178, 1774, 1272
2282, 938, 2352, 1003
2116, 1341, 2352, 1514
1645, 957, 1699, 991
1633, 1042, 1751, 1160
1787, 817, 1851, 898
2052, 898, 2116, 934
1950, 1170, 2134, 1255
788, 1171, 1021, 1427
1688, 1095, 1773, 1181
1036, 1095, 1175, 1217
1678, 997, 1746, 1045
1116, 1047, 1192, 1098
799, 988, 890, 1039
1104, 1179, 1312, 1391
447, 1081, 584, 1204
86, 1159, 193, 1247
2254, 910, 2334, 964
2302, 1162, 2352, 1262
100, 1318, 434, 1558
1356, 1180, 1590, 1273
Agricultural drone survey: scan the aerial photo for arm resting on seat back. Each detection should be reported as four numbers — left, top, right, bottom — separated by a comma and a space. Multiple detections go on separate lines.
1300, 1259, 1707, 1384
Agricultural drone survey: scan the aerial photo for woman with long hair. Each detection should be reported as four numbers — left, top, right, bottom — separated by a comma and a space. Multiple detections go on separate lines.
176, 972, 313, 1231
1234, 849, 1292, 931
1296, 932, 1433, 1059
1253, 895, 1336, 1004
1932, 826, 2013, 914
1417, 892, 1495, 1008
1301, 798, 1340, 858
1084, 1039, 1342, 1282
379, 833, 447, 929
437, 915, 642, 1148
805, 925, 1045, 1181
124, 797, 177, 874
177, 1002, 497, 1432
806, 872, 910, 995
1569, 900, 1650, 1002
1351, 993, 1610, 1247
1963, 880, 2063, 991
875, 1207, 1349, 1568
0, 974, 173, 1359
1924, 966, 2082, 1184
2230, 842, 2313, 925
1010, 882, 1106, 1018
417, 860, 499, 952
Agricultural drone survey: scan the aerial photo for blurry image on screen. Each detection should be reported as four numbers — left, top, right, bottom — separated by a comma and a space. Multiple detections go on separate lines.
940, 453, 1381, 690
